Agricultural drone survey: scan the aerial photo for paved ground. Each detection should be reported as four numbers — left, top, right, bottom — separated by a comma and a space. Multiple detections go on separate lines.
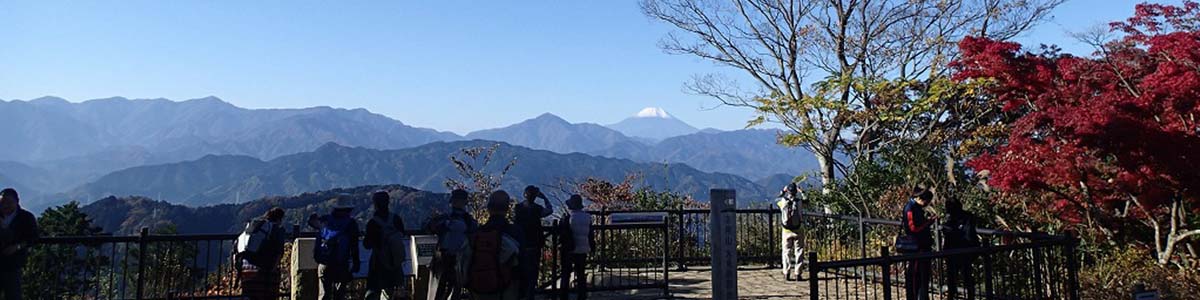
584, 266, 813, 300
581, 266, 903, 300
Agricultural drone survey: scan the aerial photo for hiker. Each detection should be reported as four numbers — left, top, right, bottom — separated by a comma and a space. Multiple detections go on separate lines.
513, 186, 553, 300
364, 191, 409, 300
425, 189, 479, 300
901, 187, 937, 300
777, 183, 806, 281
558, 195, 591, 300
942, 198, 979, 299
0, 188, 37, 300
308, 207, 361, 300
236, 207, 289, 300
459, 191, 523, 300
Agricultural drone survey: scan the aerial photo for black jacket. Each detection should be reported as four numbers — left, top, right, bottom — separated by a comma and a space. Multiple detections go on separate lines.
0, 209, 39, 271
942, 212, 979, 249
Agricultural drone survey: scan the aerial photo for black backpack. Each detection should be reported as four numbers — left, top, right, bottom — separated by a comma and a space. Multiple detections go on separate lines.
558, 218, 575, 253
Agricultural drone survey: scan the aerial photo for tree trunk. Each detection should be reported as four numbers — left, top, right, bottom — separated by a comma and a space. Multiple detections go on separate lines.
815, 151, 835, 194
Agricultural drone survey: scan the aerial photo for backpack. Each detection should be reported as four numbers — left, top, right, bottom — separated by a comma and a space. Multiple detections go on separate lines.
780, 197, 804, 231
557, 218, 575, 253
314, 216, 354, 265
467, 228, 513, 294
232, 220, 268, 265
944, 216, 980, 248
372, 214, 409, 271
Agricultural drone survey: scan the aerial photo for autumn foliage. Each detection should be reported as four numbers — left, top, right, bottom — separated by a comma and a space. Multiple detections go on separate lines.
956, 1, 1200, 268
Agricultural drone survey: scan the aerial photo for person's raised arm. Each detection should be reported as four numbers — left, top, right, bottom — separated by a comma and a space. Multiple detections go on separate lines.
539, 194, 553, 218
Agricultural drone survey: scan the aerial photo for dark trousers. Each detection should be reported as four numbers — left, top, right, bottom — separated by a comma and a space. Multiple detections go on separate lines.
905, 256, 931, 300
318, 264, 351, 300
428, 252, 461, 300
559, 253, 587, 300
518, 250, 542, 300
0, 270, 21, 300
366, 265, 401, 300
239, 270, 280, 300
946, 255, 976, 300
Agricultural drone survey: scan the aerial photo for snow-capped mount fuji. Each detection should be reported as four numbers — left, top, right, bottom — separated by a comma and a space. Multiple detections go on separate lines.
607, 107, 700, 141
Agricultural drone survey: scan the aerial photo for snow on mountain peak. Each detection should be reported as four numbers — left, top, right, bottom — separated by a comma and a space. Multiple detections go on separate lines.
635, 107, 673, 119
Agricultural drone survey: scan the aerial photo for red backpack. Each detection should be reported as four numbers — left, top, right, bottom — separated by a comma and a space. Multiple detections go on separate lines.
467, 228, 513, 294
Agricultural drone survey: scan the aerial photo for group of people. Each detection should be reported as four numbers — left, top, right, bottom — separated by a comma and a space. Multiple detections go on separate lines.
233, 186, 594, 300
777, 183, 980, 300
900, 186, 980, 300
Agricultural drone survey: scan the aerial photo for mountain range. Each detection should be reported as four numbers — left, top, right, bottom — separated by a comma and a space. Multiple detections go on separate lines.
79, 184, 446, 234
1, 96, 815, 211
63, 140, 769, 210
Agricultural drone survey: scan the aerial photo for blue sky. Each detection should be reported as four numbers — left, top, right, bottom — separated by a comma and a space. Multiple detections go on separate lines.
0, 0, 1174, 134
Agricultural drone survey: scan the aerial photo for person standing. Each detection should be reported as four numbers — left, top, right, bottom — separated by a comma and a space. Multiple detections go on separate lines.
308, 207, 361, 300
237, 207, 289, 300
513, 186, 553, 300
461, 191, 523, 300
941, 199, 979, 300
425, 189, 479, 300
0, 188, 37, 300
776, 183, 806, 281
364, 191, 409, 300
903, 188, 937, 300
559, 195, 591, 300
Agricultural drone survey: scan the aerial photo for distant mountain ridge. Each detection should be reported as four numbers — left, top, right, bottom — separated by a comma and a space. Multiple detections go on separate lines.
465, 113, 640, 154
63, 140, 769, 209
79, 184, 445, 234
2, 96, 819, 211
0, 96, 459, 193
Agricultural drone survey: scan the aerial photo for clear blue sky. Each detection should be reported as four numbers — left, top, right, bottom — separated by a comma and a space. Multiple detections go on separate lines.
0, 0, 1174, 134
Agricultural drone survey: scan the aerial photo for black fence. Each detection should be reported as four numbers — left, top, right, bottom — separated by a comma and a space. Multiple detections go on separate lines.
25, 208, 1078, 299
540, 219, 671, 299
24, 229, 252, 300
802, 216, 1081, 300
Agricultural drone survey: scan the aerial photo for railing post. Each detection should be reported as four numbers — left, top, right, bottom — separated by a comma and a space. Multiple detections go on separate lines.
662, 221, 671, 298
881, 247, 892, 300
768, 210, 776, 267
676, 210, 686, 270
808, 252, 818, 300
858, 213, 866, 259
1066, 238, 1080, 300
136, 227, 148, 300
984, 245, 994, 299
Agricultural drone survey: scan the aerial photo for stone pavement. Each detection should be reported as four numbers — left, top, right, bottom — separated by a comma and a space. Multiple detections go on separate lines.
584, 266, 814, 300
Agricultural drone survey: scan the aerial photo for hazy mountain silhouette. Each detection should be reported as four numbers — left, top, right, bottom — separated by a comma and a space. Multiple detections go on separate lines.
0, 96, 459, 191
465, 113, 642, 154
79, 185, 445, 234
592, 129, 817, 180
63, 140, 769, 210
607, 107, 699, 141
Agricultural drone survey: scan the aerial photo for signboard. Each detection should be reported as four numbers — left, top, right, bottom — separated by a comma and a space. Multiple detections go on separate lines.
354, 237, 420, 278
709, 189, 738, 300
609, 212, 667, 224
1134, 290, 1160, 300
412, 235, 439, 266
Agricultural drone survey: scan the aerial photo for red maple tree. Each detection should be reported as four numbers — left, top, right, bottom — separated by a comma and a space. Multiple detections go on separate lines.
956, 1, 1200, 267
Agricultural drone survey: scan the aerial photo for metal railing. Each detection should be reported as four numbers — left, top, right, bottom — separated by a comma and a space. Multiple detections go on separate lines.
25, 228, 251, 300
26, 208, 1078, 299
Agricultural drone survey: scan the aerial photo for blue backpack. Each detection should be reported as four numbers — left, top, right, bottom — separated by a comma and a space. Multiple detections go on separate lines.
314, 216, 354, 265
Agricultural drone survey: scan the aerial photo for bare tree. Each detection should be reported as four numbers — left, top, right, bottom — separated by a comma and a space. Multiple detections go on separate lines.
444, 144, 518, 221
642, 0, 1063, 190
